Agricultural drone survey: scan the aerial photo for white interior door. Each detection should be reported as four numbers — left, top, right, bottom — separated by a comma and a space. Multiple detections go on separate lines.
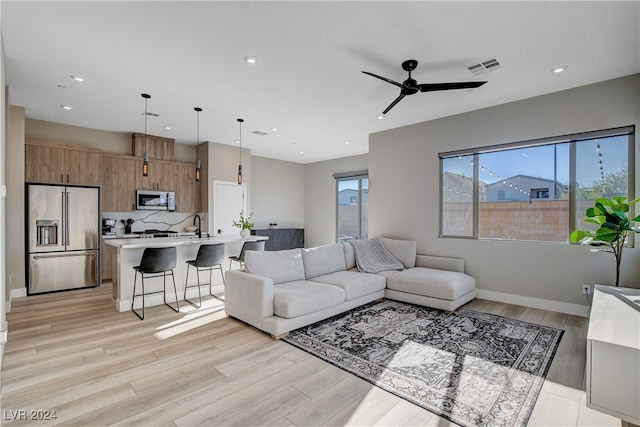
213, 181, 247, 236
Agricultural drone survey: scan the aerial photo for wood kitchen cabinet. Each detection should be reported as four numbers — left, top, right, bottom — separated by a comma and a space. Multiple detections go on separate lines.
101, 154, 137, 212
100, 240, 115, 283
135, 159, 176, 192
175, 163, 201, 212
131, 133, 174, 161
25, 141, 101, 186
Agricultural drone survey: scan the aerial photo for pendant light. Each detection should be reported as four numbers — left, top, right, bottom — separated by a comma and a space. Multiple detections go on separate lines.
141, 93, 151, 177
237, 118, 244, 185
194, 107, 202, 182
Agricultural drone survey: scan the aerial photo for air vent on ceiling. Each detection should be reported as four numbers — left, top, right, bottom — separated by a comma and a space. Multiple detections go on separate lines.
251, 130, 268, 136
466, 57, 502, 76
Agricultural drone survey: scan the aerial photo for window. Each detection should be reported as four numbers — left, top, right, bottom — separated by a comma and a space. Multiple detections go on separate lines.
439, 126, 634, 243
531, 188, 550, 199
335, 171, 368, 242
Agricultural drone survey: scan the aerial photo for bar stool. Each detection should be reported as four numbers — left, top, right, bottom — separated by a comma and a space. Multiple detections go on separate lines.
228, 240, 265, 270
131, 247, 179, 320
184, 243, 226, 308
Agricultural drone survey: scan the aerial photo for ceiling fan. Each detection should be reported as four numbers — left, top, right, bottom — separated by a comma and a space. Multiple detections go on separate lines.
362, 59, 488, 115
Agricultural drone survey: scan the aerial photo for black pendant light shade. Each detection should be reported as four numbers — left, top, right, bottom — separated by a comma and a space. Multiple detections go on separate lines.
194, 107, 202, 182
141, 93, 151, 177
237, 118, 244, 185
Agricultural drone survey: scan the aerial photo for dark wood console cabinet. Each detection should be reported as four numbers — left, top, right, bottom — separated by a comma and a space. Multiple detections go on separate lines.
251, 228, 304, 251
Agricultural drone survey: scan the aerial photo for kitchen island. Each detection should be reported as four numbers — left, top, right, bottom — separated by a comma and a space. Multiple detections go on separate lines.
104, 235, 268, 312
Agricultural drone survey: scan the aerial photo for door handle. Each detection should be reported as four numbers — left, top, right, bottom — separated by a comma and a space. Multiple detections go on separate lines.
65, 191, 70, 246
33, 252, 95, 260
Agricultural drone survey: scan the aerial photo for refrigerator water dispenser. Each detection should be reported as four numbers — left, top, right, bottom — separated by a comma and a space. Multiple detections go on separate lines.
36, 219, 59, 246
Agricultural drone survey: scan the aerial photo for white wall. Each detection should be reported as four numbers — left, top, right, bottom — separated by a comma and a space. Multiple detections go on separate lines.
304, 154, 368, 248
1, 33, 7, 366
251, 156, 304, 230
369, 74, 640, 312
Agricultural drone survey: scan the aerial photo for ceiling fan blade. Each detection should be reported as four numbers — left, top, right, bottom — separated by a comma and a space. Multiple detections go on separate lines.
362, 71, 405, 89
418, 81, 487, 92
382, 94, 406, 114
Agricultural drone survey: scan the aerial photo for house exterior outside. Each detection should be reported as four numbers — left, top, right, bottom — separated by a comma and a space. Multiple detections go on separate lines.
485, 175, 568, 202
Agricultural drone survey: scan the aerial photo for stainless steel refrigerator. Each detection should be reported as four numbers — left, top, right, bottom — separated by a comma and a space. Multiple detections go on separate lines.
26, 184, 100, 294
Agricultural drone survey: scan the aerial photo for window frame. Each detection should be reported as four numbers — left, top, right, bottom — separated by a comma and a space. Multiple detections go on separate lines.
334, 170, 369, 242
439, 126, 635, 242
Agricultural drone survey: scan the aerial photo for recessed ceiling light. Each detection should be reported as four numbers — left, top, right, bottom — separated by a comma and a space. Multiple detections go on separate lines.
163, 126, 172, 130
377, 115, 385, 120
235, 139, 240, 144
551, 66, 567, 74
299, 150, 304, 154
60, 105, 73, 110
244, 55, 258, 64
344, 140, 350, 144
70, 75, 85, 82
271, 127, 278, 132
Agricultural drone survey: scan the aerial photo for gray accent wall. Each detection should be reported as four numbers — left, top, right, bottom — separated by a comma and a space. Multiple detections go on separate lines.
369, 74, 640, 309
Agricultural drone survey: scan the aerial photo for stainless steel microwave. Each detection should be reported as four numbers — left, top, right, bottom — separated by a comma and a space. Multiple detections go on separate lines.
136, 190, 176, 211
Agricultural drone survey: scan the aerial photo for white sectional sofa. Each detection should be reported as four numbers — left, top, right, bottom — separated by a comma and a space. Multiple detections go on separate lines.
224, 237, 476, 339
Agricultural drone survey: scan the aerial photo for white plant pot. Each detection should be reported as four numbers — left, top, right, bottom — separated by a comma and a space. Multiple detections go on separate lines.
240, 229, 250, 238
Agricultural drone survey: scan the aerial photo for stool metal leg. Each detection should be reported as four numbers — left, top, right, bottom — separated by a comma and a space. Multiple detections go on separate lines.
184, 265, 202, 309
132, 271, 145, 320
162, 270, 180, 313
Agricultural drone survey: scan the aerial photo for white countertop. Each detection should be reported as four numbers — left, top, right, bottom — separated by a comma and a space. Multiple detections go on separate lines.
104, 234, 267, 249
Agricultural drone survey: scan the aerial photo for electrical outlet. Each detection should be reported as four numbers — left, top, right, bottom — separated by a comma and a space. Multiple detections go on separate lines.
582, 284, 591, 295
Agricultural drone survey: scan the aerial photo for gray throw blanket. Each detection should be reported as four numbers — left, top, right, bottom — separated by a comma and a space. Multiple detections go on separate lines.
350, 238, 404, 274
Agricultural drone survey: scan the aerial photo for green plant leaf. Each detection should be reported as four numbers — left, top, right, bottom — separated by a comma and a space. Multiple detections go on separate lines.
598, 197, 618, 206
570, 230, 593, 243
583, 217, 603, 225
595, 227, 620, 243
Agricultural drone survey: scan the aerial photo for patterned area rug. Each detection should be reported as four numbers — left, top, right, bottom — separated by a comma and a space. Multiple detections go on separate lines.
283, 300, 563, 427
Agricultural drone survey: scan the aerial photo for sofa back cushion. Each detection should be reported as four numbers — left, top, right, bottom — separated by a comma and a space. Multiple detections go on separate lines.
342, 242, 356, 270
244, 248, 305, 285
302, 243, 347, 279
379, 237, 417, 268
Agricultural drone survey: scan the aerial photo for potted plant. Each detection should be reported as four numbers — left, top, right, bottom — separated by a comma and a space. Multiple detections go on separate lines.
570, 196, 640, 287
232, 210, 254, 238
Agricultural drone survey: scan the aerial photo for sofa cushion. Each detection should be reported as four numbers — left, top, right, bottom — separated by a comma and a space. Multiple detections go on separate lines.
302, 243, 347, 279
386, 267, 476, 301
342, 242, 356, 270
244, 248, 305, 285
273, 280, 346, 318
309, 271, 386, 301
380, 237, 417, 268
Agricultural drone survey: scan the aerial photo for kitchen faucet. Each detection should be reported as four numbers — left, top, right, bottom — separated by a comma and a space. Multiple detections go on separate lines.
193, 215, 202, 238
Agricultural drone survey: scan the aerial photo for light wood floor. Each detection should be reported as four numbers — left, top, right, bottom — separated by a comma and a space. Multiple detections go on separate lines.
0, 284, 623, 426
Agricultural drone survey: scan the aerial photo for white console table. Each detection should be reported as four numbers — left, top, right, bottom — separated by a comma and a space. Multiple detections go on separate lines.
586, 285, 640, 426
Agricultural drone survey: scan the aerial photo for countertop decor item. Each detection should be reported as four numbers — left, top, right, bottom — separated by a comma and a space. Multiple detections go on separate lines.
570, 196, 640, 286
232, 210, 254, 237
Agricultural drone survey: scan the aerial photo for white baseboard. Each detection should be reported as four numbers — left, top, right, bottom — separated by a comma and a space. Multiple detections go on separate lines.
477, 289, 590, 318
11, 288, 27, 299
